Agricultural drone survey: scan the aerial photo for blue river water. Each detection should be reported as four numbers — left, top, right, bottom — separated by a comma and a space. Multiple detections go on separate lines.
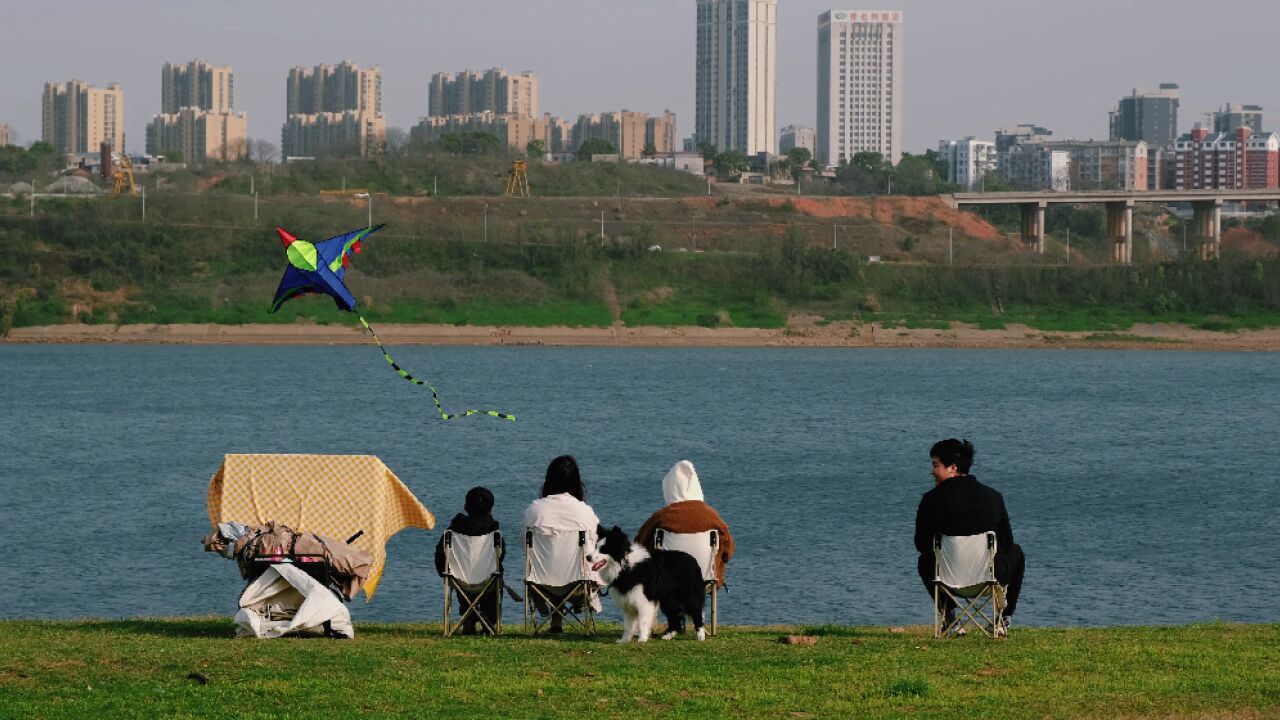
0, 344, 1276, 628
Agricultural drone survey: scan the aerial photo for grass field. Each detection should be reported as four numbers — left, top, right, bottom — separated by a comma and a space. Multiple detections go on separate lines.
1, 620, 1277, 719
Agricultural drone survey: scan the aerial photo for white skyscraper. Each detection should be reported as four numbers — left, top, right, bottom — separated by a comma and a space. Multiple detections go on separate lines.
696, 0, 777, 156
817, 10, 903, 167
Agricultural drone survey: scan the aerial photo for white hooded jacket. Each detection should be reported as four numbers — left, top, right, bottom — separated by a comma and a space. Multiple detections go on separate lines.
662, 460, 705, 504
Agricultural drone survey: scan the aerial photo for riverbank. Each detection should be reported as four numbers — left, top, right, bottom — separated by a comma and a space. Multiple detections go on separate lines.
1, 620, 1276, 718
5, 320, 1280, 351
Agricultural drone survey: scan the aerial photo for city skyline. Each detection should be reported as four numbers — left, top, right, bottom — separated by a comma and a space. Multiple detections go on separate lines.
2, 0, 1278, 156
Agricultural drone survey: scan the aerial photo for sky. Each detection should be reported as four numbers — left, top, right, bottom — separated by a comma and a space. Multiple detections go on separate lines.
2, 0, 1278, 155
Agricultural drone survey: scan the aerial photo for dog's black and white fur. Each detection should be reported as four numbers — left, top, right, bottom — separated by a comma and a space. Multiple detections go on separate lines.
588, 525, 706, 642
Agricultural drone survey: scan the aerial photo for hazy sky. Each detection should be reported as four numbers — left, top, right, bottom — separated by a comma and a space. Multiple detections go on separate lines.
3, 0, 1278, 154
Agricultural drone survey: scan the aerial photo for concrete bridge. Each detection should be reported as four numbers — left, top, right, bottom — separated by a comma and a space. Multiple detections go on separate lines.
944, 189, 1280, 263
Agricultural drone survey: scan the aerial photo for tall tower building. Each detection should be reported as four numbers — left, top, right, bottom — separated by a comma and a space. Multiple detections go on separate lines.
161, 60, 233, 113
1109, 84, 1179, 147
150, 60, 246, 162
695, 0, 777, 156
1214, 104, 1263, 135
427, 68, 538, 119
286, 61, 381, 115
42, 80, 125, 154
817, 9, 903, 167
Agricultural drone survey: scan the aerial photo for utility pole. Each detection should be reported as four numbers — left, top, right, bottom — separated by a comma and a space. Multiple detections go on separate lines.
250, 175, 255, 196
832, 224, 837, 250
949, 227, 953, 266
141, 183, 146, 222
433, 175, 438, 196
706, 177, 711, 196
1066, 228, 1071, 266
254, 191, 259, 222
484, 203, 488, 243
30, 179, 34, 218
600, 210, 605, 245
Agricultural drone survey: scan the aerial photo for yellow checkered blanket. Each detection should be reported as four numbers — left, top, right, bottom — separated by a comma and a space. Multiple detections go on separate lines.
207, 454, 435, 599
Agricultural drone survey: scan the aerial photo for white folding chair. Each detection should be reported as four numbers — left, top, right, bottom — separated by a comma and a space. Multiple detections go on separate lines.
442, 530, 503, 637
654, 528, 719, 636
523, 529, 596, 635
933, 531, 1006, 639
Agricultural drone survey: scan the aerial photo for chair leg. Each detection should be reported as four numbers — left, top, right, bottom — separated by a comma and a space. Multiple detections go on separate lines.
443, 578, 452, 637
495, 577, 503, 636
933, 584, 942, 639
710, 583, 718, 637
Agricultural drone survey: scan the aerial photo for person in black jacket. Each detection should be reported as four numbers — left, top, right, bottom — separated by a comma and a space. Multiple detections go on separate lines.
914, 439, 1024, 635
434, 486, 504, 635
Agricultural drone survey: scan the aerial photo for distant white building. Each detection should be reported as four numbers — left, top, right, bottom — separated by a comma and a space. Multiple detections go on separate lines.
1004, 145, 1072, 192
937, 137, 996, 191
779, 125, 815, 156
817, 9, 904, 166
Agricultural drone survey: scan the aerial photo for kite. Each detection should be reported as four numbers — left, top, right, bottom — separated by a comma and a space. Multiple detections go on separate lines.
270, 225, 515, 421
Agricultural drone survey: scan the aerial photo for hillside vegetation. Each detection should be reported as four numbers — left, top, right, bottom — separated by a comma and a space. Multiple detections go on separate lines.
2, 176, 1280, 334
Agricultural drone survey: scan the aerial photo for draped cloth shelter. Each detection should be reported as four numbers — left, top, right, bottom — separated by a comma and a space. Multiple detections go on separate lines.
208, 453, 435, 599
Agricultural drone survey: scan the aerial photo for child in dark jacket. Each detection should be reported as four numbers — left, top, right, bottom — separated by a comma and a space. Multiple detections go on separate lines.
434, 486, 504, 635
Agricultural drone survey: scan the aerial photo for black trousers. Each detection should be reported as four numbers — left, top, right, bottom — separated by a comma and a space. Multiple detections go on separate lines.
918, 542, 1025, 617
454, 585, 499, 631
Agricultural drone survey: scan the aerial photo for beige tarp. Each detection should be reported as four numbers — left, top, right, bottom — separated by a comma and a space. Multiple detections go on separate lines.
207, 453, 434, 599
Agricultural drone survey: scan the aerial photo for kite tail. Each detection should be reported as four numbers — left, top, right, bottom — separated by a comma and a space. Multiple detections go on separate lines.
357, 315, 516, 422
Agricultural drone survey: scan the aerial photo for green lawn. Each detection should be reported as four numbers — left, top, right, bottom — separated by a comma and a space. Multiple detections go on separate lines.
1, 620, 1276, 719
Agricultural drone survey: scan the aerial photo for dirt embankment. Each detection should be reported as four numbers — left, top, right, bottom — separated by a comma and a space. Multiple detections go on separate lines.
680, 195, 1001, 240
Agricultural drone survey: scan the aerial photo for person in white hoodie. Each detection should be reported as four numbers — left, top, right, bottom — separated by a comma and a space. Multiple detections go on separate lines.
635, 460, 735, 588
523, 455, 603, 632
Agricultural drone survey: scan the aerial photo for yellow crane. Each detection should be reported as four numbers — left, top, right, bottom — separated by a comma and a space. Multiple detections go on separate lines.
112, 154, 138, 195
505, 159, 530, 197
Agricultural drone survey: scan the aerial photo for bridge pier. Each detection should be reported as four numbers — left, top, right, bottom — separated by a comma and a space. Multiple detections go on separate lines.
1019, 201, 1046, 253
1191, 199, 1222, 259
1106, 200, 1134, 265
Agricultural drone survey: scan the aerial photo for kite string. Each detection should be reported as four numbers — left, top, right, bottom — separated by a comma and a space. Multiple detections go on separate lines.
357, 315, 516, 422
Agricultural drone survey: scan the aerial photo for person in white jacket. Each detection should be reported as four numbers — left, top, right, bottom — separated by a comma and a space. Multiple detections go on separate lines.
523, 455, 602, 632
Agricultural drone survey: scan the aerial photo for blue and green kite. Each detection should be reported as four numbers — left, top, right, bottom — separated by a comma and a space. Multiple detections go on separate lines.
271, 225, 515, 422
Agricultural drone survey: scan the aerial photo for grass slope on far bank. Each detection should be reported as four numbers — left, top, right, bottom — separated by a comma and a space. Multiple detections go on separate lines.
2, 202, 1279, 334
1, 620, 1277, 719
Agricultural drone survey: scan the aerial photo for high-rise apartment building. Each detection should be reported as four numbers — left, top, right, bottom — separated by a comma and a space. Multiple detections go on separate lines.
42, 80, 125, 154
287, 61, 381, 115
148, 60, 246, 162
1109, 84, 1179, 147
695, 0, 777, 156
283, 61, 385, 158
646, 111, 679, 154
994, 124, 1052, 175
148, 107, 247, 163
1174, 126, 1279, 190
428, 68, 538, 119
161, 60, 233, 113
410, 112, 549, 156
937, 137, 996, 191
817, 9, 903, 167
1213, 104, 1263, 135
1007, 140, 1148, 191
779, 125, 816, 156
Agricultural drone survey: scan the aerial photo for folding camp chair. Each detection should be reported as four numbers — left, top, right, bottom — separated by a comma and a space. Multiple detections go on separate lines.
442, 530, 503, 637
654, 528, 719, 636
933, 531, 1006, 639
524, 529, 596, 635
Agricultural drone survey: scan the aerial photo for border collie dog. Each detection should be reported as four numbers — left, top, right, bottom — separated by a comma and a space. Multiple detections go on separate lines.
588, 525, 707, 642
